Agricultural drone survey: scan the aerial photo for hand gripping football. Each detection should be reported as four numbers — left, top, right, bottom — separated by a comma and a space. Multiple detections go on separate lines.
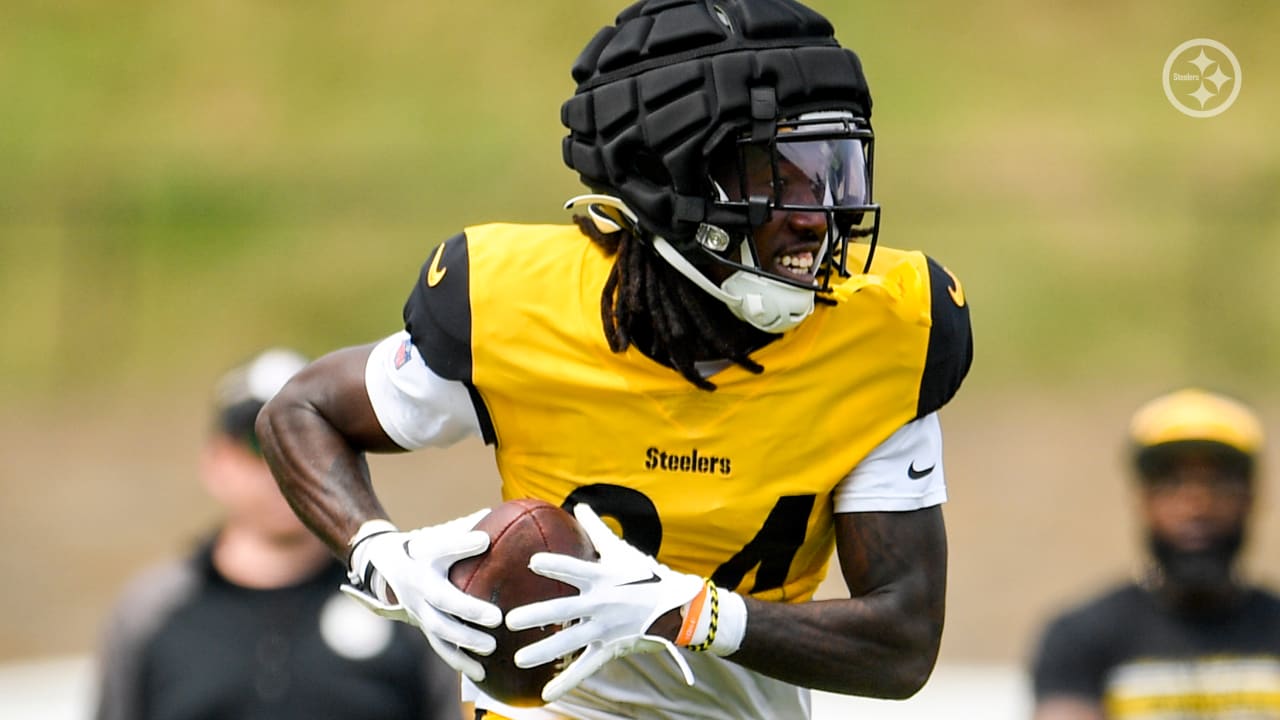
448, 498, 596, 706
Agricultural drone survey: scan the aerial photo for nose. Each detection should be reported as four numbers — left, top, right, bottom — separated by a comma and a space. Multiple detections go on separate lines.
1163, 482, 1228, 548
1169, 479, 1217, 515
787, 208, 827, 239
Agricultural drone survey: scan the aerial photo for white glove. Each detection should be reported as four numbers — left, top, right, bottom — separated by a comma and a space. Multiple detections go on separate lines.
341, 509, 501, 682
505, 503, 707, 703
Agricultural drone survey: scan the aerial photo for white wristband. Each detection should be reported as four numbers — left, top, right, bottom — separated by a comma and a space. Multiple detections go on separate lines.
708, 589, 747, 657
346, 519, 398, 581
677, 582, 748, 657
349, 519, 398, 547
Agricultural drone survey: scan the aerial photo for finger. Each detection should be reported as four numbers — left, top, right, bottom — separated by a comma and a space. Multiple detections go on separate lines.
417, 529, 491, 565
527, 551, 602, 584
505, 595, 591, 631
427, 633, 486, 683
531, 548, 657, 591
417, 609, 498, 654
513, 621, 597, 668
542, 646, 611, 703
572, 503, 612, 538
427, 582, 503, 628
438, 508, 491, 535
458, 507, 491, 527
339, 584, 408, 621
572, 504, 626, 551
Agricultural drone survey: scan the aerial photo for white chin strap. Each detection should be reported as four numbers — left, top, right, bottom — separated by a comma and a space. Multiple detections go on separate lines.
652, 236, 814, 333
564, 194, 815, 334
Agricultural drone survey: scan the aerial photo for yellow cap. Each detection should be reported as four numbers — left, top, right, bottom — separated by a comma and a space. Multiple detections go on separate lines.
1129, 388, 1264, 457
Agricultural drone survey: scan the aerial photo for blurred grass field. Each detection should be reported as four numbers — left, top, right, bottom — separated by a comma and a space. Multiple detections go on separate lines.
1, 0, 1279, 669
3, 1, 1278, 399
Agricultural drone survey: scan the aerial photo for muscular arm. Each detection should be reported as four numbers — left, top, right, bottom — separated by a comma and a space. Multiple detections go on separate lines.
729, 507, 947, 699
256, 344, 404, 558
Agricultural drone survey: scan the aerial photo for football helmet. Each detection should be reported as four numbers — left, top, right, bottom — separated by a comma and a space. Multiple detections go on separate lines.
562, 0, 878, 331
1129, 388, 1264, 480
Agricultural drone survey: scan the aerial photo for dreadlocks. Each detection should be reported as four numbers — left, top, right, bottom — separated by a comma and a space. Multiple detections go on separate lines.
574, 216, 771, 391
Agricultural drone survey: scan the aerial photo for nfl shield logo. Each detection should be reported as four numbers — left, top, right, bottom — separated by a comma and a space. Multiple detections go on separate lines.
394, 339, 413, 369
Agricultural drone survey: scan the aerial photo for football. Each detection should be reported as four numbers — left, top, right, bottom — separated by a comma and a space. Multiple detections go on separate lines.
448, 498, 596, 707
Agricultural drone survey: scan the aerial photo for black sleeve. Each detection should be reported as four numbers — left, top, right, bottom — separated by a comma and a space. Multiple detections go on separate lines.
403, 233, 473, 383
402, 232, 496, 445
916, 256, 973, 418
1030, 610, 1108, 702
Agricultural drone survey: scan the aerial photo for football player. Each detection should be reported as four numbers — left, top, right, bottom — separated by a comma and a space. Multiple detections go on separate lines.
1031, 389, 1280, 719
258, 1, 973, 718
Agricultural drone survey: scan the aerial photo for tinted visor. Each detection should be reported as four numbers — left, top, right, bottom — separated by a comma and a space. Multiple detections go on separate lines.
721, 134, 869, 208
774, 135, 869, 207
703, 115, 881, 287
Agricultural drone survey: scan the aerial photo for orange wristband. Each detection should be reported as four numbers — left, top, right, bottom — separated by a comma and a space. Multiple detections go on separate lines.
676, 580, 713, 647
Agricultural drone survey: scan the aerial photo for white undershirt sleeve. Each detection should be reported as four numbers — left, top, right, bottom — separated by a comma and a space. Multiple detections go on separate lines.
364, 331, 482, 450
832, 412, 948, 514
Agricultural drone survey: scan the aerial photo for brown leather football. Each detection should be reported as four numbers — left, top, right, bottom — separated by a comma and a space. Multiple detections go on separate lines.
448, 498, 596, 707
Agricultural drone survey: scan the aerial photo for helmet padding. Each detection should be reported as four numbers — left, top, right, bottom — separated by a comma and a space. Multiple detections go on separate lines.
562, 0, 872, 248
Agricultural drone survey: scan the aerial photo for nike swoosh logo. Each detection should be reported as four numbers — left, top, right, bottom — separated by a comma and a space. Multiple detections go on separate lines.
621, 573, 662, 586
907, 462, 936, 480
426, 244, 448, 287
944, 267, 965, 307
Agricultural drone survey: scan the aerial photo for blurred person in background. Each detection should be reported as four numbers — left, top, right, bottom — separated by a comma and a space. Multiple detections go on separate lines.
93, 348, 463, 720
1030, 388, 1280, 719
257, 1, 972, 718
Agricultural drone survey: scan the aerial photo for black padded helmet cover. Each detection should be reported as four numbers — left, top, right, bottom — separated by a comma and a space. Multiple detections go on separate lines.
562, 0, 872, 247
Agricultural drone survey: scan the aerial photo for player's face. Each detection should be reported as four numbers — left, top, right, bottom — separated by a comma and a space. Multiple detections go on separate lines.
712, 148, 827, 284
706, 133, 868, 286
1140, 454, 1251, 556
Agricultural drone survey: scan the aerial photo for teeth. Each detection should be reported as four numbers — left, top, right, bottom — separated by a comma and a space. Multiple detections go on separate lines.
779, 252, 814, 272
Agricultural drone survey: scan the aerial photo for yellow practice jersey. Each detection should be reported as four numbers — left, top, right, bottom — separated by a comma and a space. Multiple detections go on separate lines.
403, 223, 971, 604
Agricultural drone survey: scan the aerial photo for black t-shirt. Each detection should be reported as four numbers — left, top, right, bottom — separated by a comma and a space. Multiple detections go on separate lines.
95, 537, 462, 720
1031, 582, 1280, 718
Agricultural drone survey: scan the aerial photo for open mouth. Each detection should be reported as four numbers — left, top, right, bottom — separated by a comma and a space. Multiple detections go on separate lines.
771, 246, 820, 282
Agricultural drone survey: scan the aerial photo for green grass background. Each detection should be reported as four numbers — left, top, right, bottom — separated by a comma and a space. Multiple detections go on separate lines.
4, 0, 1277, 401
1, 0, 1279, 664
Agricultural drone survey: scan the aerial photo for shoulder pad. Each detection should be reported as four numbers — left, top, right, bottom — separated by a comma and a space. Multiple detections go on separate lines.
917, 256, 973, 417
403, 233, 473, 382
